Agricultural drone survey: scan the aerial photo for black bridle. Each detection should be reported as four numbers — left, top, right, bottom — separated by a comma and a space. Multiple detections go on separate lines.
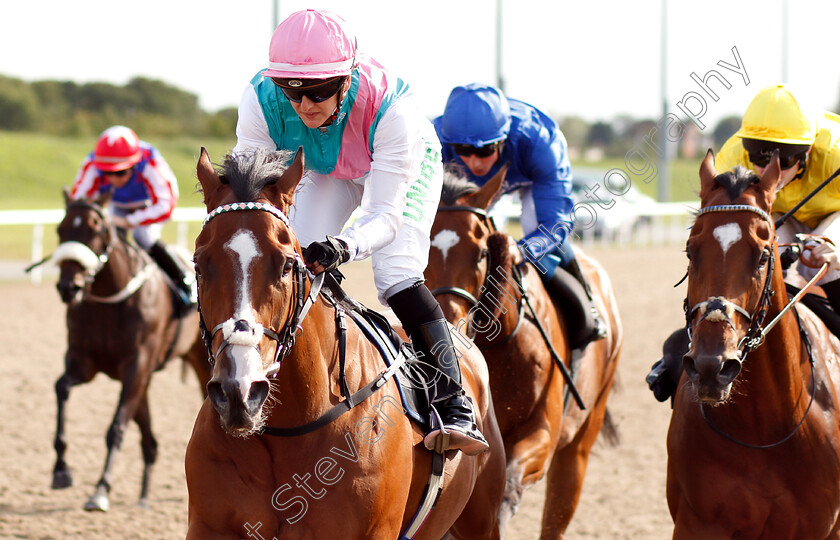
686, 204, 778, 358
431, 205, 524, 344
197, 201, 315, 373
431, 205, 586, 409
687, 203, 816, 449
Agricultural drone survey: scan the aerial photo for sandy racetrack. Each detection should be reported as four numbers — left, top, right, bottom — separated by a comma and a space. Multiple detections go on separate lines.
0, 245, 685, 539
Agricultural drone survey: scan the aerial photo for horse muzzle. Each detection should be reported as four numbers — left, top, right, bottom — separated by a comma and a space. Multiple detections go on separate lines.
683, 350, 742, 403
207, 377, 270, 435
56, 277, 86, 304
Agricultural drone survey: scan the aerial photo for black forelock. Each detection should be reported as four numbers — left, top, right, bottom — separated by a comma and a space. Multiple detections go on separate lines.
715, 165, 760, 201
440, 163, 479, 205
220, 149, 295, 202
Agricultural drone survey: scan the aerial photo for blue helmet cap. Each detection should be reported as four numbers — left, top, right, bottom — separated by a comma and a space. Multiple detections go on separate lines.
439, 83, 511, 146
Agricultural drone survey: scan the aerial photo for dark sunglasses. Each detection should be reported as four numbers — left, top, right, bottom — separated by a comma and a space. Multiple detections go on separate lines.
272, 76, 345, 104
100, 168, 132, 178
451, 143, 498, 158
748, 151, 803, 170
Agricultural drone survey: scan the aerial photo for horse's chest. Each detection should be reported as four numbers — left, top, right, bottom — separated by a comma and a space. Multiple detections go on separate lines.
679, 450, 840, 537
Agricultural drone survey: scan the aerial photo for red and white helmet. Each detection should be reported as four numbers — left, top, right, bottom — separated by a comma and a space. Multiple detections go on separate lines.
261, 9, 356, 79
93, 126, 142, 172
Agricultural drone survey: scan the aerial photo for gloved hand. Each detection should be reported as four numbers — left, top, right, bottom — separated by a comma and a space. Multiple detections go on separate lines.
302, 236, 351, 274
800, 235, 840, 271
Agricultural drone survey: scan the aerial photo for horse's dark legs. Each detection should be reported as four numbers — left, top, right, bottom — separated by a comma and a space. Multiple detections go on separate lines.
84, 369, 147, 512
52, 371, 77, 489
133, 392, 157, 508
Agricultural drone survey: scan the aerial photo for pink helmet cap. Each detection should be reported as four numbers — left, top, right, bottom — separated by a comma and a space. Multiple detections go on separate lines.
262, 9, 356, 79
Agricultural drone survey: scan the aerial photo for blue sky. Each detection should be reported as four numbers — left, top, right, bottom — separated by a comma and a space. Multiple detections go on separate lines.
2, 0, 838, 129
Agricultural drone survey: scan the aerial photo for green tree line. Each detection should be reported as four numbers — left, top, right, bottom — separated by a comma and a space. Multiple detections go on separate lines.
0, 74, 237, 138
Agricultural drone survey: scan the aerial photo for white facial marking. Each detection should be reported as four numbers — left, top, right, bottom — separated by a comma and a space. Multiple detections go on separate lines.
713, 223, 742, 256
432, 229, 460, 264
223, 230, 266, 398
72, 216, 82, 228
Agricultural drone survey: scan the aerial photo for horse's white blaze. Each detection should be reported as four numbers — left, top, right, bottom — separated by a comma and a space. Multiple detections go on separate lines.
223, 230, 265, 399
713, 223, 742, 257
72, 216, 82, 228
432, 229, 459, 264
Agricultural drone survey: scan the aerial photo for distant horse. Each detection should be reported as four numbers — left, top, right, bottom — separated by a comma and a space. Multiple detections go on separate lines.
667, 151, 840, 538
184, 148, 506, 539
51, 188, 210, 511
425, 167, 622, 538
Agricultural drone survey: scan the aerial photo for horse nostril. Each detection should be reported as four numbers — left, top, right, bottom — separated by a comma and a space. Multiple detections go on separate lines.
207, 381, 226, 408
246, 381, 269, 413
683, 355, 697, 378
719, 359, 742, 383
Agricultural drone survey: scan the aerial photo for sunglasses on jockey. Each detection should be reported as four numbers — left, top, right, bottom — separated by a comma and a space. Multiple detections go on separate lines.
451, 142, 500, 158
271, 76, 346, 104
742, 138, 809, 171
99, 168, 133, 178
747, 151, 804, 170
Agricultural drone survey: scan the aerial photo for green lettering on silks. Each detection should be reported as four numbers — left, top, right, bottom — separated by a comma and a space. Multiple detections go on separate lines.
403, 201, 423, 223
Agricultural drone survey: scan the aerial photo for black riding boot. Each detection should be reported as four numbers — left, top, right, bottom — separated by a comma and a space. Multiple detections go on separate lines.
388, 283, 489, 455
546, 257, 608, 350
149, 241, 197, 316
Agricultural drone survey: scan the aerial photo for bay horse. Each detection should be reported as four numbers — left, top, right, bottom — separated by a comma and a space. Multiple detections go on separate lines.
667, 150, 840, 538
51, 188, 210, 511
424, 167, 622, 538
185, 148, 506, 539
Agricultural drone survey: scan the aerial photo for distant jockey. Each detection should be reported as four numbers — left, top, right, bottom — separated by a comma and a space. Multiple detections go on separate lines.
70, 125, 196, 315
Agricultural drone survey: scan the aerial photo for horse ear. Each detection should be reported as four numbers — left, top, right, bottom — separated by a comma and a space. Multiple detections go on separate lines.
699, 149, 716, 185
758, 150, 782, 193
464, 163, 509, 210
264, 146, 305, 208
96, 188, 113, 208
62, 186, 72, 207
698, 149, 717, 200
196, 147, 223, 209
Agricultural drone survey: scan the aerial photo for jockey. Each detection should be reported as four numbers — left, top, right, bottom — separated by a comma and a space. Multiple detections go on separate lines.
70, 125, 196, 315
434, 83, 606, 350
647, 84, 840, 402
233, 9, 488, 455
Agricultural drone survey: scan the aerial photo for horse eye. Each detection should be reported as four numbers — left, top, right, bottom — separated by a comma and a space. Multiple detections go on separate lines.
282, 257, 295, 276
758, 250, 770, 266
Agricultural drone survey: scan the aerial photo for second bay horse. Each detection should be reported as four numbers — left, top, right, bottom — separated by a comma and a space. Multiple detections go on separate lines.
425, 167, 622, 538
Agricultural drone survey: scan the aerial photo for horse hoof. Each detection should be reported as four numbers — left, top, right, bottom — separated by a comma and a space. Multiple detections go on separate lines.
51, 470, 73, 489
83, 494, 110, 512
136, 498, 149, 510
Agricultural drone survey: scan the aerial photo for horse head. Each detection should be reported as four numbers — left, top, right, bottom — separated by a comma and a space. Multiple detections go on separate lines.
427, 165, 510, 326
683, 149, 783, 403
194, 147, 306, 436
54, 188, 115, 304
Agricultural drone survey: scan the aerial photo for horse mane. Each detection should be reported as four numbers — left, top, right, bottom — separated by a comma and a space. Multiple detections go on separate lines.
441, 164, 479, 205
217, 149, 295, 202
714, 165, 759, 202
480, 231, 517, 319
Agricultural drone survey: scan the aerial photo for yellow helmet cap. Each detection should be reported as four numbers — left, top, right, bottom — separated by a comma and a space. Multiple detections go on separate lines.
735, 84, 816, 145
